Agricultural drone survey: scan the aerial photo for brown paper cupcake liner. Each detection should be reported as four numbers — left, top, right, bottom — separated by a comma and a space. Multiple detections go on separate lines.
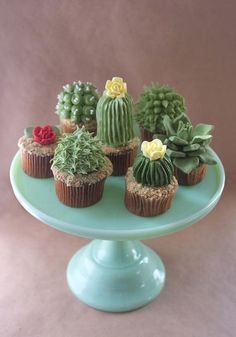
60, 119, 97, 135
21, 152, 53, 178
107, 148, 138, 176
140, 127, 154, 142
54, 178, 106, 207
174, 164, 208, 186
124, 188, 176, 217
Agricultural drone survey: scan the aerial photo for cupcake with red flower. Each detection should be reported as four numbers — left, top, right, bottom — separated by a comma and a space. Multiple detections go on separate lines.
18, 125, 60, 178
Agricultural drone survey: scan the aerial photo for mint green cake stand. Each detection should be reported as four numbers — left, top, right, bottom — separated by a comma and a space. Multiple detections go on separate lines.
10, 150, 224, 312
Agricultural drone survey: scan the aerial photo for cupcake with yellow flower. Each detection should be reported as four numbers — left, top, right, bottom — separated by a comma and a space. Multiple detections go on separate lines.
124, 139, 178, 217
96, 77, 139, 176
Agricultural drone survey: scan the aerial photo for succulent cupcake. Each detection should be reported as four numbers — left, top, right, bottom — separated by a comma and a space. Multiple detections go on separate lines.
158, 115, 217, 185
56, 81, 99, 134
136, 83, 186, 141
125, 139, 178, 217
18, 125, 60, 178
96, 77, 139, 176
51, 128, 113, 207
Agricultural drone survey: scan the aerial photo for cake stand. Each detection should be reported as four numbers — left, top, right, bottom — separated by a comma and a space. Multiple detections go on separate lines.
10, 150, 225, 312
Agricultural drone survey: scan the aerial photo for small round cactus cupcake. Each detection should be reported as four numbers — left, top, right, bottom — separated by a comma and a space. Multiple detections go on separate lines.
160, 115, 217, 185
136, 83, 186, 141
51, 128, 113, 208
125, 139, 178, 217
18, 125, 60, 178
56, 81, 99, 134
96, 77, 139, 176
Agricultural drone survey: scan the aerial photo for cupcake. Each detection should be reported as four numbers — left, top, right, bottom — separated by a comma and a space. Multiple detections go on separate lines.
55, 81, 99, 134
51, 128, 113, 207
158, 114, 217, 185
18, 125, 60, 178
125, 139, 178, 217
96, 77, 139, 176
136, 83, 186, 141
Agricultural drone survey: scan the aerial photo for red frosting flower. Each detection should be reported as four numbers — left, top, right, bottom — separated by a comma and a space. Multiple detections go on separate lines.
33, 125, 57, 145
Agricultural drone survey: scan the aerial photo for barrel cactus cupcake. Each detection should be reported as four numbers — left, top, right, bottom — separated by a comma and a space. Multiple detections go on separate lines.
125, 139, 178, 217
96, 77, 139, 176
136, 83, 186, 141
18, 125, 60, 178
160, 115, 217, 185
56, 81, 99, 134
51, 128, 113, 207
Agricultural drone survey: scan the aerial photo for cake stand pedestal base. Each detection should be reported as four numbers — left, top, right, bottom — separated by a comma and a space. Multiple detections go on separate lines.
67, 240, 165, 312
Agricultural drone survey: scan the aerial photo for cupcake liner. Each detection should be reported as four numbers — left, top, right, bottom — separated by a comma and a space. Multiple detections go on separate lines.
21, 152, 53, 178
140, 127, 154, 142
174, 164, 208, 186
54, 178, 106, 207
107, 148, 138, 176
124, 188, 176, 217
60, 118, 97, 135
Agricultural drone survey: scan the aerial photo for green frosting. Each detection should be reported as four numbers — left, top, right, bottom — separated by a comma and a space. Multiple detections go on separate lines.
56, 81, 99, 125
96, 93, 135, 147
156, 114, 217, 174
52, 128, 106, 175
136, 83, 186, 134
133, 153, 174, 187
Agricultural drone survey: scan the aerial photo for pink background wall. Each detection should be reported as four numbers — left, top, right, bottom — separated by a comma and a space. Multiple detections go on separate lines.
1, 1, 235, 336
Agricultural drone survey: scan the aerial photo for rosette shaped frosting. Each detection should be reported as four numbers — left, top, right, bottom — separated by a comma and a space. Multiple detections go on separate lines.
133, 139, 174, 187
96, 77, 135, 147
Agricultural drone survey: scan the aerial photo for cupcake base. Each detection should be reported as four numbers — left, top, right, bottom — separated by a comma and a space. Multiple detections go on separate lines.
125, 168, 178, 217
21, 152, 53, 178
60, 118, 97, 135
140, 127, 154, 142
55, 179, 106, 207
174, 164, 208, 186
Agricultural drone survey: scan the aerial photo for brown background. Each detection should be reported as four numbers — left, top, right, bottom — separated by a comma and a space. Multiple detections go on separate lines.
1, 1, 235, 336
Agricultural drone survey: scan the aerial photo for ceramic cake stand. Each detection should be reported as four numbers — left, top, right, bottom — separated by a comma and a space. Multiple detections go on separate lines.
10, 150, 224, 312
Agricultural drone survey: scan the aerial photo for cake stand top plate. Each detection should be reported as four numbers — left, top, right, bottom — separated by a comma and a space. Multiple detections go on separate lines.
10, 150, 225, 240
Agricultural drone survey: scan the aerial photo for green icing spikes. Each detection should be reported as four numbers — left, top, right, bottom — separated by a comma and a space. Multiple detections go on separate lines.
56, 81, 99, 125
156, 114, 217, 174
52, 128, 105, 175
136, 83, 186, 134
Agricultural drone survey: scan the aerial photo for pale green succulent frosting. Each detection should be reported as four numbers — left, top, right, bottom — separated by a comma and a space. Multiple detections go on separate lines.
96, 92, 135, 147
52, 128, 105, 175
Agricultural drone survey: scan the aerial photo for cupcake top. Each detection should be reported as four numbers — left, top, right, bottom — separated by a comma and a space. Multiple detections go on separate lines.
136, 83, 186, 134
18, 125, 60, 155
52, 128, 113, 183
56, 81, 99, 127
96, 77, 135, 147
159, 115, 217, 174
133, 139, 174, 187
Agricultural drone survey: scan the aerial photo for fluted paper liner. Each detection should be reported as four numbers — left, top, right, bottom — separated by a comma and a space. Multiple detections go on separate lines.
107, 148, 138, 176
174, 164, 208, 186
21, 152, 53, 178
140, 127, 154, 142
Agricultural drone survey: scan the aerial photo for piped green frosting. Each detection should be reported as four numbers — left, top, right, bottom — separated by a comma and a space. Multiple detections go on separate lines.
133, 153, 174, 187
52, 128, 105, 175
96, 93, 135, 147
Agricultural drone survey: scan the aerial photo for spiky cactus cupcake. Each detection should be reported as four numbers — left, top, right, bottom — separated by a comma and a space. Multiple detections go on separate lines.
159, 115, 217, 185
96, 77, 139, 176
125, 139, 178, 217
18, 125, 60, 178
51, 128, 113, 207
56, 81, 99, 134
136, 83, 186, 141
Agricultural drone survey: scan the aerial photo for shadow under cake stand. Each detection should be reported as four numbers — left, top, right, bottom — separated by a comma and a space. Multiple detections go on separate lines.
10, 150, 225, 312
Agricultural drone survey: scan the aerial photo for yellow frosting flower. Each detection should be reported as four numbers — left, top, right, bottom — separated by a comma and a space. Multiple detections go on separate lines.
105, 77, 127, 98
141, 139, 167, 161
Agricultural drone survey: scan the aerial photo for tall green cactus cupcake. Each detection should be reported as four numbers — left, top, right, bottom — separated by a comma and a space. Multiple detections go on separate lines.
136, 83, 186, 141
96, 77, 139, 176
56, 81, 99, 134
124, 139, 178, 216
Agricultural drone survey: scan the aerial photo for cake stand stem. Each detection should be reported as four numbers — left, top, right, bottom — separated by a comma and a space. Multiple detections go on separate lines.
67, 239, 165, 312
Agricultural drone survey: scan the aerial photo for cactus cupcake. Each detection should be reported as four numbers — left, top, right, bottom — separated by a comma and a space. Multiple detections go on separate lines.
96, 77, 139, 176
18, 125, 60, 178
159, 115, 217, 185
56, 81, 99, 134
124, 139, 178, 217
136, 83, 186, 141
51, 128, 113, 207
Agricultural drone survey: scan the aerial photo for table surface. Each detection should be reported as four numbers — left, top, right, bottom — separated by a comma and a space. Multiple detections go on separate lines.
10, 150, 225, 240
